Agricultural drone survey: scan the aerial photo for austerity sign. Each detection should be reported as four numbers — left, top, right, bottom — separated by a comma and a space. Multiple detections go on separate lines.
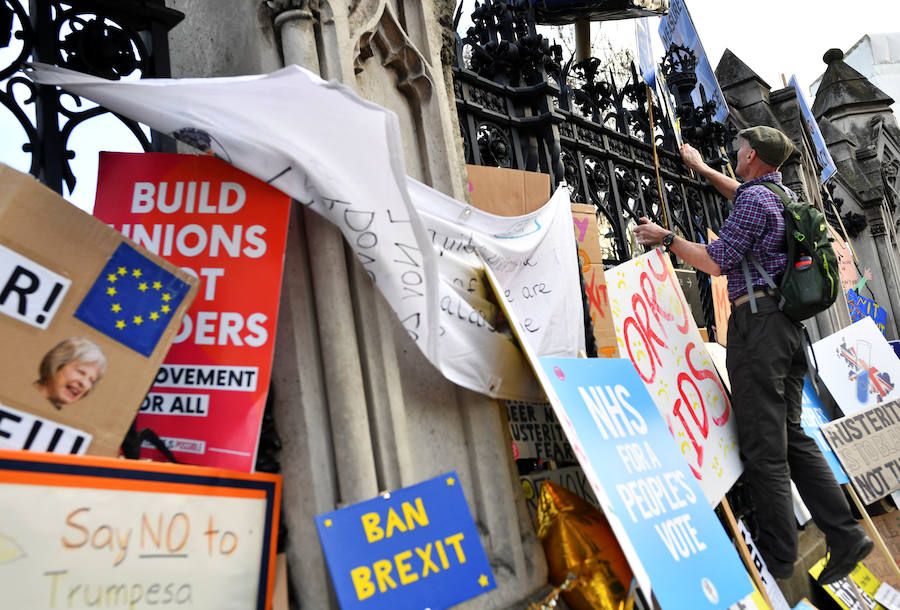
93, 153, 290, 471
314, 472, 495, 609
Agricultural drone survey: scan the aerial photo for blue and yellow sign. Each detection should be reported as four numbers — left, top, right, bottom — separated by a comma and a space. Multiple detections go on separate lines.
315, 472, 496, 609
74, 242, 191, 357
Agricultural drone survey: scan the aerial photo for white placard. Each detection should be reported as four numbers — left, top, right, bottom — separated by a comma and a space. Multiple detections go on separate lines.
0, 243, 71, 329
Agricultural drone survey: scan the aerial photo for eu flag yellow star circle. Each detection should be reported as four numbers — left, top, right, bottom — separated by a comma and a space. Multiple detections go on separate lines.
74, 242, 190, 357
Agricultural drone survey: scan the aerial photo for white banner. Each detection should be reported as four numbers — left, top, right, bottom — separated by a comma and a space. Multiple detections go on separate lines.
606, 249, 742, 505
27, 64, 586, 401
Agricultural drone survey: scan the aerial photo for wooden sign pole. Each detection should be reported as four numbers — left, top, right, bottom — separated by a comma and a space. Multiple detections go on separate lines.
646, 84, 669, 230
719, 497, 775, 609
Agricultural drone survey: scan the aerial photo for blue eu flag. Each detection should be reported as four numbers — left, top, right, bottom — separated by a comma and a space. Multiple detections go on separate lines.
75, 243, 190, 357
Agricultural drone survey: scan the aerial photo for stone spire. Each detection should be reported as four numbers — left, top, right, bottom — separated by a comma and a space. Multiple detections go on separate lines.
811, 48, 894, 119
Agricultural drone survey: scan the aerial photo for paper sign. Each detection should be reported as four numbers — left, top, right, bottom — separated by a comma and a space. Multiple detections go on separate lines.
572, 204, 619, 357
0, 448, 281, 609
813, 317, 900, 415
92, 153, 290, 472
735, 520, 792, 610
875, 582, 900, 610
0, 165, 198, 457
847, 289, 888, 337
506, 400, 576, 463
800, 379, 850, 484
314, 472, 496, 610
829, 225, 859, 293
537, 357, 754, 609
809, 559, 884, 610
789, 75, 837, 184
606, 249, 742, 505
820, 400, 900, 504
520, 465, 599, 524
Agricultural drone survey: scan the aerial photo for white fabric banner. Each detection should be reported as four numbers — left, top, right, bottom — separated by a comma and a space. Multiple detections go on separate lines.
27, 63, 584, 401
606, 249, 742, 505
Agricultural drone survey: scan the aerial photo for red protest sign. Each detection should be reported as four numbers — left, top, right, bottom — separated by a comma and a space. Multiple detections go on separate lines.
93, 152, 291, 472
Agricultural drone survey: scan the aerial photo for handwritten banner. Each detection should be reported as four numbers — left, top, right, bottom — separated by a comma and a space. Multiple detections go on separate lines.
821, 400, 900, 505
314, 472, 495, 610
0, 449, 281, 609
537, 357, 753, 609
606, 249, 742, 505
93, 153, 291, 472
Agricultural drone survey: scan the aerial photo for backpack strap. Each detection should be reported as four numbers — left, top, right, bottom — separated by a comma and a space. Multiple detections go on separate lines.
740, 253, 779, 314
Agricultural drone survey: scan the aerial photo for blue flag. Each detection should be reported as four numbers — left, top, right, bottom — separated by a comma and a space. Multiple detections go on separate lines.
658, 0, 728, 122
75, 242, 190, 357
635, 17, 657, 91
789, 75, 837, 184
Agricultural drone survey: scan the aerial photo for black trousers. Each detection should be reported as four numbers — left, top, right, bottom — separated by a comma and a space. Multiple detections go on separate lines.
726, 296, 861, 573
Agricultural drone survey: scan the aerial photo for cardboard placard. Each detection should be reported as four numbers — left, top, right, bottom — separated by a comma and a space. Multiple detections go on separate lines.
92, 153, 291, 472
829, 224, 859, 294
572, 204, 619, 358
465, 165, 550, 217
537, 357, 754, 609
707, 230, 730, 347
820, 400, 900, 504
813, 317, 900, 415
605, 249, 742, 505
0, 449, 281, 609
0, 165, 198, 457
314, 472, 496, 610
519, 465, 599, 525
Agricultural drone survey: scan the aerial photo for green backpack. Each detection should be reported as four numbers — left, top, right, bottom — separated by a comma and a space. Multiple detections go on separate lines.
742, 181, 839, 321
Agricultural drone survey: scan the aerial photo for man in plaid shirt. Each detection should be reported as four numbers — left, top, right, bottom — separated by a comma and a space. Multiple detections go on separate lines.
635, 126, 871, 585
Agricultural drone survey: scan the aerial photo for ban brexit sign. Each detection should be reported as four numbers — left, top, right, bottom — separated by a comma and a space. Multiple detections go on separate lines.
315, 473, 495, 609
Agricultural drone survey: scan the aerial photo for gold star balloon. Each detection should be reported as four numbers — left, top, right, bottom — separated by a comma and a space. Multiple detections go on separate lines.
536, 480, 634, 610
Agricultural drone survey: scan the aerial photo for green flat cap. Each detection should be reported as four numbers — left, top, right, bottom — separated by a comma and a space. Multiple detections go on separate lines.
739, 125, 794, 167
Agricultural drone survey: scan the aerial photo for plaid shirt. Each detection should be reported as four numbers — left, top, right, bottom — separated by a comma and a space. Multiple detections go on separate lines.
706, 172, 788, 301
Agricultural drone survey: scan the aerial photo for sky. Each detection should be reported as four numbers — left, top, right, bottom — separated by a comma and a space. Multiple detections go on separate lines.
2, 1, 900, 211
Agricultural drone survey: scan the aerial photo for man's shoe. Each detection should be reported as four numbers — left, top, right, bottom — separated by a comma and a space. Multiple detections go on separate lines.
817, 535, 874, 585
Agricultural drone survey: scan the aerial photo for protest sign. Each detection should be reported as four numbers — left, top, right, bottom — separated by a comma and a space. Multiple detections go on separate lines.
314, 472, 495, 610
820, 400, 900, 505
830, 224, 859, 293
571, 203, 618, 357
708, 229, 730, 346
847, 289, 888, 337
506, 400, 575, 463
537, 357, 754, 609
809, 560, 884, 610
91, 153, 290, 472
606, 249, 742, 505
734, 520, 792, 610
659, 0, 729, 122
789, 75, 837, 184
0, 448, 281, 609
813, 317, 900, 414
0, 165, 197, 457
27, 63, 588, 403
635, 17, 658, 91
801, 379, 850, 484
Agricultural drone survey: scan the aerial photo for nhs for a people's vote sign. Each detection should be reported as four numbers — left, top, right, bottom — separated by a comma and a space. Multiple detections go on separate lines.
314, 472, 495, 609
538, 357, 752, 609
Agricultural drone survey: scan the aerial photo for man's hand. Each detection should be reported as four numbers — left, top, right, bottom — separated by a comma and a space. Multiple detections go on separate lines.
633, 217, 670, 247
680, 143, 705, 172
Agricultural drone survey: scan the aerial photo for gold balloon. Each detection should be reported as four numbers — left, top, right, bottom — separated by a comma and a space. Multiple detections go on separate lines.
536, 480, 634, 610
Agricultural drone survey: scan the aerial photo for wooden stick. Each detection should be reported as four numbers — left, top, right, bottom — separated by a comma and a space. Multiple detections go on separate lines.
646, 84, 669, 230
845, 484, 900, 583
719, 497, 775, 610
719, 146, 738, 181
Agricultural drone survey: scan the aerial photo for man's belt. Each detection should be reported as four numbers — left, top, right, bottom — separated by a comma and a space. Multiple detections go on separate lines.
732, 288, 775, 308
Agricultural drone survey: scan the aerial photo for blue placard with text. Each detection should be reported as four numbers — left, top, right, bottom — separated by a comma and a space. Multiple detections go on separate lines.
538, 357, 752, 609
800, 379, 849, 484
315, 472, 495, 610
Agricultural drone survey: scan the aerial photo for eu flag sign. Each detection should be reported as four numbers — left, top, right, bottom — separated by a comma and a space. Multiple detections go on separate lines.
75, 242, 190, 357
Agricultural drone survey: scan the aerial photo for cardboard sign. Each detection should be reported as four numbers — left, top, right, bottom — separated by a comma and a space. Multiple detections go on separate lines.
92, 153, 290, 472
0, 449, 281, 609
520, 465, 599, 524
537, 357, 753, 609
847, 289, 888, 337
820, 400, 900, 504
813, 317, 900, 415
314, 472, 496, 610
708, 230, 731, 346
572, 204, 619, 357
606, 249, 742, 505
0, 165, 198, 457
829, 225, 859, 293
506, 400, 575, 463
800, 379, 850, 484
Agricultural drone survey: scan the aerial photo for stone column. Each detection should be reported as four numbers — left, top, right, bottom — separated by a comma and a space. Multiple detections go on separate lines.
866, 211, 900, 339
